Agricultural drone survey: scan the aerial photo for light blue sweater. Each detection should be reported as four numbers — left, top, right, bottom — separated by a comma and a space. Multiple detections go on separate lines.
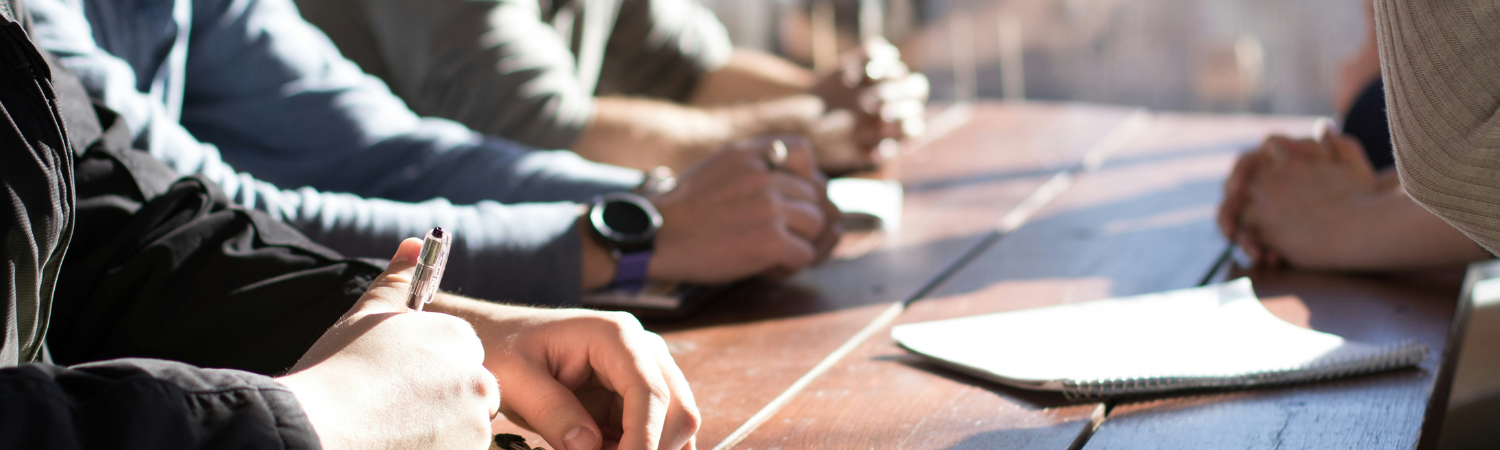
28, 0, 644, 304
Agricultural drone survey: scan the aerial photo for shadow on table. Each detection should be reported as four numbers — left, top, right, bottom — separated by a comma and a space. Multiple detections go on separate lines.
650, 177, 1227, 333
646, 231, 990, 332
1234, 268, 1464, 342
941, 423, 1097, 450
872, 352, 1096, 410
650, 138, 1245, 333
906, 179, 1229, 303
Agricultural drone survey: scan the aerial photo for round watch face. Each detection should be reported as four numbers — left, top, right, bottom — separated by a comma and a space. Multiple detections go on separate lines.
602, 201, 652, 235
590, 193, 662, 249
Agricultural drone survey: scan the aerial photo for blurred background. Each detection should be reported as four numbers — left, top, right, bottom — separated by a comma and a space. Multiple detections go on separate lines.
698, 0, 1367, 116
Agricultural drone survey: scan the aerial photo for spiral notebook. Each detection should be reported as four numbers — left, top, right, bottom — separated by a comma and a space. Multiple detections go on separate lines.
892, 278, 1427, 398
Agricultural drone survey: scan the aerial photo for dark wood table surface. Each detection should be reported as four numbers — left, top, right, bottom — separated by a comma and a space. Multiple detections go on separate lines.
491, 103, 1468, 450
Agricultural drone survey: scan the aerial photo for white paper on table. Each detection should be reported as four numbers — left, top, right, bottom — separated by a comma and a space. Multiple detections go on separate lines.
827, 178, 903, 233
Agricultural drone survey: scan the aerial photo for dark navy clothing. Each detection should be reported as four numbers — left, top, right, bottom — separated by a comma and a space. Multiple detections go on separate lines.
1343, 78, 1394, 171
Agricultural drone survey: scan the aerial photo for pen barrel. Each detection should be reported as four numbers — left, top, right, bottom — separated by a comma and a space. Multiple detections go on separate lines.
406, 227, 451, 312
418, 237, 446, 265
407, 263, 440, 311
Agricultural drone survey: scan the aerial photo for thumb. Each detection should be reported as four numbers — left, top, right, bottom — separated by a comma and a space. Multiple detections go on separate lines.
354, 237, 425, 315
1326, 131, 1378, 178
503, 365, 604, 450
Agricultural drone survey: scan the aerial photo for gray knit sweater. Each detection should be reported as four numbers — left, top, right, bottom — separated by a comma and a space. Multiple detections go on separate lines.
1377, 0, 1500, 254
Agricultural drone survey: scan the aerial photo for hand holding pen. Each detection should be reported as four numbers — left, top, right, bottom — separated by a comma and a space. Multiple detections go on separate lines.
278, 234, 498, 450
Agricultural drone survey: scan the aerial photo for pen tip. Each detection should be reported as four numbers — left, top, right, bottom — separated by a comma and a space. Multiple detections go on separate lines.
432, 227, 444, 238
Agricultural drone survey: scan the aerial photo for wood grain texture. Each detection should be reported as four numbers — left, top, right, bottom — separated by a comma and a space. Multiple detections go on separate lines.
491, 102, 1140, 448
658, 103, 1141, 447
1084, 270, 1463, 450
728, 113, 1321, 449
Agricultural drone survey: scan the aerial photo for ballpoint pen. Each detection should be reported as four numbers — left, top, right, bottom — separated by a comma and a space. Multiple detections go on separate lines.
406, 227, 451, 311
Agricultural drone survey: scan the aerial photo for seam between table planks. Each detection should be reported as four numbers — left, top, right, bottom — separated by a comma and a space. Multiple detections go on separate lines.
1066, 247, 1238, 450
710, 109, 1153, 450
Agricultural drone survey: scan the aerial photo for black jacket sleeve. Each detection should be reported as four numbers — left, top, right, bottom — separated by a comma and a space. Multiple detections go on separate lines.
0, 1, 330, 447
37, 7, 379, 376
0, 358, 321, 450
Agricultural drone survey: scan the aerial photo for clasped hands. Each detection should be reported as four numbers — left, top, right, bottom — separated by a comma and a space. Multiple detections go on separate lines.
1217, 128, 1392, 269
808, 38, 930, 173
279, 238, 699, 450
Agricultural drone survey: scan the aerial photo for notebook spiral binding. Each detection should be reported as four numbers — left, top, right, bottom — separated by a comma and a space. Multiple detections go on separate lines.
1058, 340, 1428, 401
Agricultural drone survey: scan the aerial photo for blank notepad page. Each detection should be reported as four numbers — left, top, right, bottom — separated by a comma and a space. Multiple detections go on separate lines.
892, 278, 1426, 397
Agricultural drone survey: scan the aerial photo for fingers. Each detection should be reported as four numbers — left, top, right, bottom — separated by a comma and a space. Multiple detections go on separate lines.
762, 139, 832, 251
857, 75, 929, 142
1265, 135, 1335, 163
479, 368, 501, 421
840, 37, 905, 87
1219, 150, 1264, 238
1325, 130, 1378, 177
769, 171, 822, 206
859, 76, 930, 115
810, 111, 871, 171
1232, 179, 1270, 268
813, 196, 844, 262
858, 108, 912, 144
598, 326, 673, 450
776, 187, 828, 243
772, 226, 820, 273
501, 315, 699, 450
860, 37, 903, 79
646, 334, 700, 450
502, 362, 605, 450
769, 136, 822, 183
1233, 202, 1289, 269
1261, 136, 1294, 164
1234, 225, 1269, 267
354, 237, 424, 315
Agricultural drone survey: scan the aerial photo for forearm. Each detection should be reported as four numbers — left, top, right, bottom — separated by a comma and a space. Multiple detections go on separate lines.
574, 95, 823, 172
689, 49, 818, 106
429, 291, 541, 320
573, 97, 733, 172
264, 185, 600, 305
1332, 187, 1490, 270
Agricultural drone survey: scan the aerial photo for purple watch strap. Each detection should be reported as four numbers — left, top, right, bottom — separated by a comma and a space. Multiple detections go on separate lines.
608, 250, 652, 293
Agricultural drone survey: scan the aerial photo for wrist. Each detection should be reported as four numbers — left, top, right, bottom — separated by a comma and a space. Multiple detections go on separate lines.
733, 96, 825, 139
1322, 189, 1400, 269
276, 374, 349, 450
579, 209, 618, 292
582, 193, 662, 293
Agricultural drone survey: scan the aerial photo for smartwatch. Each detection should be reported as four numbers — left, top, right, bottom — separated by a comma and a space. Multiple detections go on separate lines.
587, 192, 663, 293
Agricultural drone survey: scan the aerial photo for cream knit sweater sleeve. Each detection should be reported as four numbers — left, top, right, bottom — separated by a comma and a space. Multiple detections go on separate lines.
1376, 0, 1500, 254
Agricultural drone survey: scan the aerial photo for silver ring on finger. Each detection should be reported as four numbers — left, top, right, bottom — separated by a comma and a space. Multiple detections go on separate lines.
767, 139, 789, 172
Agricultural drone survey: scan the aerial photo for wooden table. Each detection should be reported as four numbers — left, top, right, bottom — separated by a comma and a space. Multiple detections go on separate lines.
492, 102, 1468, 450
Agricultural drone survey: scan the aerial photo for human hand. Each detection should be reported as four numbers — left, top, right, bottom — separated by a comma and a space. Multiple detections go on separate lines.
1221, 131, 1382, 268
1218, 141, 1272, 261
429, 299, 700, 450
809, 38, 930, 172
649, 136, 841, 284
276, 238, 499, 450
